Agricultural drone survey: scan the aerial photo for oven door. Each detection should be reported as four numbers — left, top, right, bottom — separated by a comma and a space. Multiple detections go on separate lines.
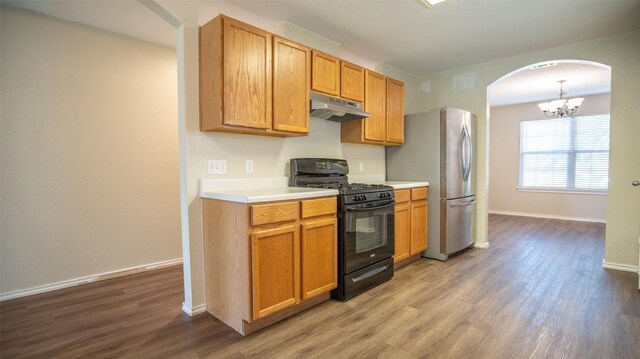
343, 199, 395, 274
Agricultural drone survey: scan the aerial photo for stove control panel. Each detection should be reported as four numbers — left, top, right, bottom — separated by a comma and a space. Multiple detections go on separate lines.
378, 192, 392, 199
352, 194, 368, 202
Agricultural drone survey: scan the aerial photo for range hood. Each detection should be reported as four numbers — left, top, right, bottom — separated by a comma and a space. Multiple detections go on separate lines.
309, 92, 369, 122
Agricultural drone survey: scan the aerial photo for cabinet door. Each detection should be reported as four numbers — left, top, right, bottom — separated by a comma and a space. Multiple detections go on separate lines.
251, 224, 299, 319
340, 61, 364, 102
386, 78, 404, 144
394, 203, 411, 263
273, 37, 310, 134
223, 17, 272, 129
300, 218, 338, 300
311, 50, 340, 96
364, 70, 386, 142
410, 201, 428, 254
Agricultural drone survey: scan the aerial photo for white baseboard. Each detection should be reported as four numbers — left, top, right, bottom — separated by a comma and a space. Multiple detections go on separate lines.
0, 257, 183, 302
489, 210, 606, 223
474, 242, 490, 249
602, 260, 639, 273
182, 302, 207, 316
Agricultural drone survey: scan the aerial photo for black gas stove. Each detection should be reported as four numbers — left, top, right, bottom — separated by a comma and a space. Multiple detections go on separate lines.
290, 158, 395, 300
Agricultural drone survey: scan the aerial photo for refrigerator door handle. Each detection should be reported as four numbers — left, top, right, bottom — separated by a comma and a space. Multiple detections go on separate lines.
459, 125, 472, 182
450, 199, 476, 207
465, 126, 473, 182
459, 126, 468, 181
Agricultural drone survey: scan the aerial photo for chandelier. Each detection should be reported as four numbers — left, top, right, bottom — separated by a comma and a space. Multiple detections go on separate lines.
537, 80, 584, 117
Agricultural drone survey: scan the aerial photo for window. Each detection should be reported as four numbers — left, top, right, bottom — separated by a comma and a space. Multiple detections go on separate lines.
519, 115, 609, 192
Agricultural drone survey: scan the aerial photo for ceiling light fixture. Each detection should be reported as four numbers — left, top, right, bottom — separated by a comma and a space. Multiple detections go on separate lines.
417, 0, 450, 8
538, 80, 584, 118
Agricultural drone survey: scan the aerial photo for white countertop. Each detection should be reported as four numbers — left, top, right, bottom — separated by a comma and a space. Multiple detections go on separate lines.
200, 187, 338, 203
199, 177, 338, 203
383, 181, 430, 189
199, 177, 427, 203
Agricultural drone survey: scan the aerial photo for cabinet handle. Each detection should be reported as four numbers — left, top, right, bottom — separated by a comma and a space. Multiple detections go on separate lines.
633, 180, 639, 186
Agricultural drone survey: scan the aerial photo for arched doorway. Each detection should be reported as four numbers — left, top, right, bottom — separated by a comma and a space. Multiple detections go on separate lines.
486, 59, 612, 241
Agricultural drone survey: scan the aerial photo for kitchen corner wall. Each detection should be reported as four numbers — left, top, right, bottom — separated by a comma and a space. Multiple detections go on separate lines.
0, 7, 181, 295
169, 2, 426, 311
489, 93, 610, 221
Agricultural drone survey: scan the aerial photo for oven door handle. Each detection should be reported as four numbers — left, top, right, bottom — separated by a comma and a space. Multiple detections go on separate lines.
345, 202, 395, 212
351, 265, 390, 283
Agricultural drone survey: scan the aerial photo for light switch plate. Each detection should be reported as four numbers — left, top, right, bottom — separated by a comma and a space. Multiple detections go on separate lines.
359, 162, 365, 172
207, 160, 227, 175
245, 160, 254, 174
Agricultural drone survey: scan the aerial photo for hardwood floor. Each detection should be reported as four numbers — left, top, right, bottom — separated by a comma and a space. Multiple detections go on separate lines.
1, 214, 639, 358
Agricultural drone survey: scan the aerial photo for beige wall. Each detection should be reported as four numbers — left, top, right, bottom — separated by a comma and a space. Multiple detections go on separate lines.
0, 7, 181, 295
419, 30, 640, 268
489, 93, 610, 221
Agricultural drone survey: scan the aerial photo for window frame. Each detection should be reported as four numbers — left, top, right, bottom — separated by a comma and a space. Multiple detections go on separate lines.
518, 114, 610, 194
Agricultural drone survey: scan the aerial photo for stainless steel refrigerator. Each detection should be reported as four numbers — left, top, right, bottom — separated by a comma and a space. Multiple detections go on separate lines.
386, 107, 476, 261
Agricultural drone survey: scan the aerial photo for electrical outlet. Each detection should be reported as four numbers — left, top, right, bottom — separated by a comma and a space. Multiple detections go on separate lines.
245, 160, 254, 174
207, 160, 227, 175
359, 162, 365, 173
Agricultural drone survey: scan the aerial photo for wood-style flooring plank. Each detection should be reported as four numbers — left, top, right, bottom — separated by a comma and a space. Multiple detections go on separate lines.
1, 214, 638, 358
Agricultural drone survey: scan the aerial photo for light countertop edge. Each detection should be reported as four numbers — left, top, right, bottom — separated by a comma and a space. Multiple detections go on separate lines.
200, 188, 339, 203
384, 181, 430, 189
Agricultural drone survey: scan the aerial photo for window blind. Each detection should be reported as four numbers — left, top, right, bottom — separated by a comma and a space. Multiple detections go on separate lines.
519, 115, 609, 191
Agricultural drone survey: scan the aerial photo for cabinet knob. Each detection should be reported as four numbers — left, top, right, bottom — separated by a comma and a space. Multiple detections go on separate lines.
633, 180, 640, 186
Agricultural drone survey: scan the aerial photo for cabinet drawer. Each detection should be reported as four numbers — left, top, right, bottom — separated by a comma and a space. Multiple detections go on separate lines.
395, 189, 410, 203
411, 187, 428, 201
251, 201, 299, 226
301, 197, 337, 219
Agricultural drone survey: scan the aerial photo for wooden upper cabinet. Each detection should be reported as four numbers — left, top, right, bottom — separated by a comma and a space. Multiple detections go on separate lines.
340, 61, 364, 102
311, 50, 340, 96
251, 224, 300, 319
222, 17, 272, 129
273, 37, 310, 134
386, 78, 405, 144
364, 69, 387, 142
200, 15, 308, 137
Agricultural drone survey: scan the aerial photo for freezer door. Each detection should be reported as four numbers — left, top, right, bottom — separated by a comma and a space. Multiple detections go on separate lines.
441, 196, 475, 255
441, 108, 475, 199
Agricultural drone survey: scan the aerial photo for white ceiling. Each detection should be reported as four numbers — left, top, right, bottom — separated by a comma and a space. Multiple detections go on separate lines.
489, 62, 611, 107
226, 0, 640, 76
1, 0, 177, 48
2, 0, 630, 105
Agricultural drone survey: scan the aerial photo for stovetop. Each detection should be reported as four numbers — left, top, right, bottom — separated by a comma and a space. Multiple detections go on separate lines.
304, 182, 392, 194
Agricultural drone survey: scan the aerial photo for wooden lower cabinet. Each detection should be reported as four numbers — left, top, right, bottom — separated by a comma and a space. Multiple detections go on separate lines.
202, 196, 337, 335
394, 187, 429, 267
410, 201, 428, 254
251, 224, 300, 319
300, 218, 338, 300
394, 203, 411, 263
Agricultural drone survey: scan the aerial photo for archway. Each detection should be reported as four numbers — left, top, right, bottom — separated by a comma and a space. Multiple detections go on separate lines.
485, 59, 612, 243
